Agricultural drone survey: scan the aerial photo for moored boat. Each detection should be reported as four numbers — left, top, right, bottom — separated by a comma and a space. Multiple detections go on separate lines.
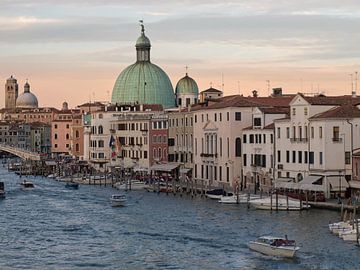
110, 194, 127, 207
115, 180, 148, 191
249, 236, 300, 258
206, 188, 233, 200
218, 194, 261, 204
250, 195, 310, 210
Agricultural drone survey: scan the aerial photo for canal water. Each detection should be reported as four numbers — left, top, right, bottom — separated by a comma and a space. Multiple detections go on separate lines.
0, 166, 358, 270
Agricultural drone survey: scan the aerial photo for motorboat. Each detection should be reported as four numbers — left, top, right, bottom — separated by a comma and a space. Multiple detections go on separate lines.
250, 195, 310, 210
249, 236, 300, 258
329, 221, 352, 235
218, 194, 261, 204
115, 180, 148, 191
110, 194, 127, 207
65, 182, 79, 189
205, 188, 233, 200
20, 180, 35, 189
0, 182, 5, 198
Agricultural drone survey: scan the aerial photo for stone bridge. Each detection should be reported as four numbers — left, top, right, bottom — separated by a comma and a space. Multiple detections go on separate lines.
0, 144, 42, 161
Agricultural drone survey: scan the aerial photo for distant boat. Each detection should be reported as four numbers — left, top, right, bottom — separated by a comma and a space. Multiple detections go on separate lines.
65, 182, 79, 189
110, 194, 127, 207
218, 194, 261, 204
0, 181, 5, 198
20, 180, 35, 189
115, 180, 147, 191
250, 196, 310, 210
205, 188, 233, 200
249, 236, 300, 258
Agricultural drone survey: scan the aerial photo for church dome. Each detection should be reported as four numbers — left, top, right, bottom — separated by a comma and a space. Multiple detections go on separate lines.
175, 74, 199, 95
111, 22, 175, 109
16, 82, 38, 108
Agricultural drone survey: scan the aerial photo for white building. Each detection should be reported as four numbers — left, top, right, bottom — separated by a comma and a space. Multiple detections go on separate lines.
274, 93, 360, 198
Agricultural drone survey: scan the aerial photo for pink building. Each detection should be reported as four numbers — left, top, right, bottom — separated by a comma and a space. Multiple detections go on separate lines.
149, 114, 168, 165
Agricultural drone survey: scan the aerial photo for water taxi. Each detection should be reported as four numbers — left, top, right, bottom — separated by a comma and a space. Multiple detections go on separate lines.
249, 236, 300, 258
110, 194, 127, 207
20, 180, 35, 189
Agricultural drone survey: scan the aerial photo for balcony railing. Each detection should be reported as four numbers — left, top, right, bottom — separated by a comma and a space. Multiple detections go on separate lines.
332, 137, 342, 142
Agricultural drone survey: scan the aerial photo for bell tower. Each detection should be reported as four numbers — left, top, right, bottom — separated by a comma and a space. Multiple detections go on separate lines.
5, 75, 18, 109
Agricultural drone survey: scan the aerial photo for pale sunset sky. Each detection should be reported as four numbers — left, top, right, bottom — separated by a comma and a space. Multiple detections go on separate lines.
0, 0, 360, 108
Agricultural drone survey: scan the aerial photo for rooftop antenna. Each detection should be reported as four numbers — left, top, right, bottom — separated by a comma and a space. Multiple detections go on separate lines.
221, 73, 224, 92
185, 66, 189, 76
355, 71, 358, 97
266, 80, 270, 96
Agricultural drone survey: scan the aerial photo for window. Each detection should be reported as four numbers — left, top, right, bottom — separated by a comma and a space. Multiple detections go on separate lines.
227, 138, 229, 158
270, 134, 273, 144
98, 140, 104, 148
309, 152, 314, 164
54, 124, 58, 129
292, 108, 296, 116
98, 125, 103, 134
345, 151, 351, 164
253, 118, 261, 126
219, 138, 222, 156
292, 126, 296, 139
319, 126, 323, 139
178, 98, 182, 106
219, 166, 222, 181
235, 138, 241, 157
235, 112, 241, 121
144, 151, 147, 159
286, 151, 290, 163
219, 113, 222, 121
333, 126, 340, 141
98, 153, 104, 159
298, 151, 302, 163
54, 133, 58, 140
243, 154, 247, 166
292, 151, 296, 163
304, 151, 308, 163
243, 134, 247, 143
66, 124, 69, 129
226, 167, 230, 182
249, 134, 254, 143
227, 112, 229, 121
311, 127, 314, 138
66, 133, 69, 140
298, 126, 302, 139
286, 127, 290, 138
201, 165, 204, 178
54, 144, 58, 148
277, 127, 281, 139
195, 115, 197, 123
201, 114, 204, 122
304, 107, 308, 116
214, 113, 217, 122
277, 150, 281, 163
319, 152, 323, 165
75, 130, 80, 138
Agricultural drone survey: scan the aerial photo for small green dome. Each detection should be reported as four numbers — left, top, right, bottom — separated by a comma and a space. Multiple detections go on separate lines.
136, 35, 151, 48
175, 74, 199, 95
111, 62, 175, 109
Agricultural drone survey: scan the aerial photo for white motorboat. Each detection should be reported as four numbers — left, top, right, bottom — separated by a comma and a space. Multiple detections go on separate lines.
20, 180, 35, 189
329, 221, 352, 235
110, 194, 127, 207
218, 194, 261, 204
249, 236, 300, 258
250, 196, 310, 210
115, 180, 148, 191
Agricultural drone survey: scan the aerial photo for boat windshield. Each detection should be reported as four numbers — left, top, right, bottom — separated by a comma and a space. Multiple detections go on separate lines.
271, 239, 296, 247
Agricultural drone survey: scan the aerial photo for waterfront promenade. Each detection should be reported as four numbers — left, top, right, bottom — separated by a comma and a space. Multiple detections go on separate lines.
0, 166, 359, 270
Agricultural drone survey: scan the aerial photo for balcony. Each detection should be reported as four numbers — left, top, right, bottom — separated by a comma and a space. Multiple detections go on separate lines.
332, 137, 342, 143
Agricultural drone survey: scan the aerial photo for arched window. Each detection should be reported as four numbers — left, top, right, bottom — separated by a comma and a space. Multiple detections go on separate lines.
297, 173, 303, 182
158, 147, 162, 159
98, 125, 103, 134
235, 137, 241, 157
153, 148, 157, 158
163, 148, 167, 160
75, 130, 79, 138
66, 133, 70, 140
75, 143, 79, 152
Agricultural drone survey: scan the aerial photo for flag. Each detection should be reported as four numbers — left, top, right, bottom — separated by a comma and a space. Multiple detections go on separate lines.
109, 135, 115, 148
116, 137, 122, 152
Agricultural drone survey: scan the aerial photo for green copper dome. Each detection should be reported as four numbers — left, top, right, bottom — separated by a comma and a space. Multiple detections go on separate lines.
111, 22, 175, 109
112, 62, 175, 108
175, 74, 199, 95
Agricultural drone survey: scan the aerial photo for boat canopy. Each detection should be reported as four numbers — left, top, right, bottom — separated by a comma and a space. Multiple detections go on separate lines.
275, 175, 325, 192
328, 176, 349, 191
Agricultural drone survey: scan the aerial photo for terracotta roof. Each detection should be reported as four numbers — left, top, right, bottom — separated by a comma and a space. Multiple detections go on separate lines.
300, 93, 360, 106
310, 104, 360, 119
258, 107, 290, 114
242, 123, 275, 131
200, 87, 222, 93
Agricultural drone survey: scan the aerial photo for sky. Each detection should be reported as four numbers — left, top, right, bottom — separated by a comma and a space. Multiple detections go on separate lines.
0, 0, 360, 108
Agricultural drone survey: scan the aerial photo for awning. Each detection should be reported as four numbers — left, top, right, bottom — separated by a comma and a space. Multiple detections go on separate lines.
180, 168, 192, 174
45, 161, 57, 166
133, 166, 148, 172
298, 175, 325, 192
150, 163, 180, 172
349, 181, 360, 189
275, 178, 298, 189
328, 176, 349, 191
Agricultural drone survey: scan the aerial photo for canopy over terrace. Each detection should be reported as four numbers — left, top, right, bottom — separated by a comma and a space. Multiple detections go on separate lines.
150, 163, 180, 172
275, 175, 326, 192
